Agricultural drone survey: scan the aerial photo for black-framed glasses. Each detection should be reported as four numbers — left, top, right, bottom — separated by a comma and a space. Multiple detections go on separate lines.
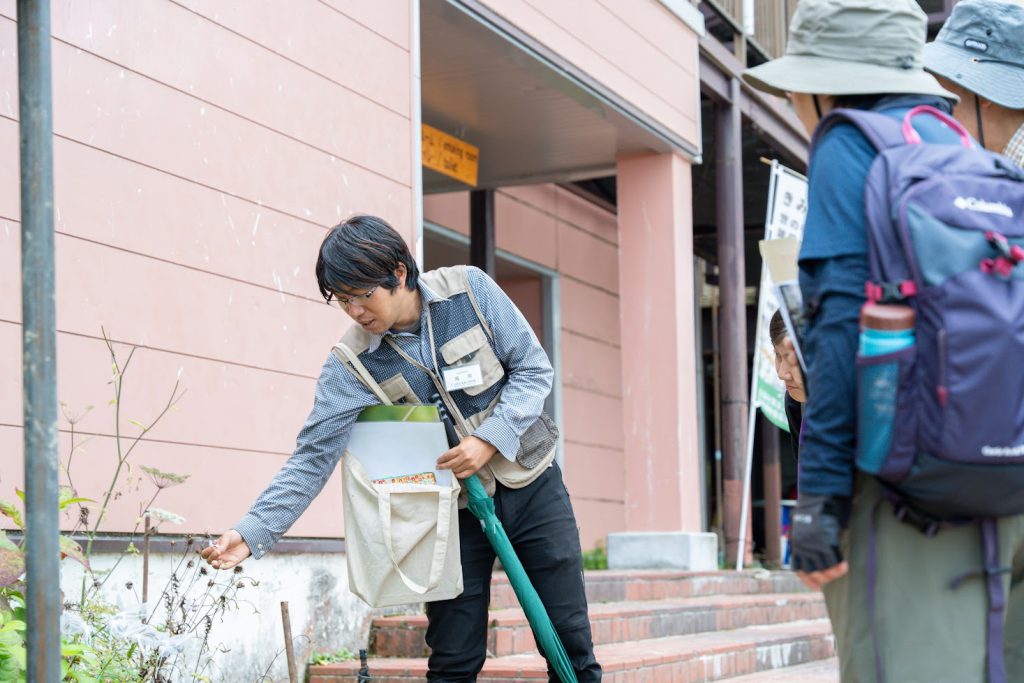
331, 285, 379, 308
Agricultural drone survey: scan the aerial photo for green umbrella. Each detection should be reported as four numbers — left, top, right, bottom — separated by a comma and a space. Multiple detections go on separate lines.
432, 396, 578, 683
463, 473, 578, 683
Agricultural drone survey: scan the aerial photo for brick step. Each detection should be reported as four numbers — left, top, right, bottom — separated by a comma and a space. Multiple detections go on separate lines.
724, 658, 839, 682
490, 570, 809, 610
309, 619, 835, 683
372, 592, 826, 658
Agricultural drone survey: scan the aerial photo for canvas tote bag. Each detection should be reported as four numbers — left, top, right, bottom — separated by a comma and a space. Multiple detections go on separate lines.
336, 342, 463, 608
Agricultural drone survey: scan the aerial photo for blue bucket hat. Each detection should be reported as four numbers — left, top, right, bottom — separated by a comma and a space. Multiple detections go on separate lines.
923, 0, 1024, 109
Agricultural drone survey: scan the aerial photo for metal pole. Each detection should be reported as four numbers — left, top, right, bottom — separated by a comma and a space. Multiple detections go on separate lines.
18, 0, 60, 680
142, 515, 151, 604
736, 399, 757, 570
737, 261, 770, 571
410, 0, 424, 268
710, 280, 724, 555
470, 189, 496, 277
716, 78, 749, 568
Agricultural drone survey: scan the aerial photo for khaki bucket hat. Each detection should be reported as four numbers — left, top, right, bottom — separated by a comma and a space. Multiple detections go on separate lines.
743, 0, 957, 99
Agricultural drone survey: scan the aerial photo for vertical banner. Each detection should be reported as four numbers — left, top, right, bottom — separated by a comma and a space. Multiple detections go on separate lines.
751, 161, 808, 431
736, 160, 807, 571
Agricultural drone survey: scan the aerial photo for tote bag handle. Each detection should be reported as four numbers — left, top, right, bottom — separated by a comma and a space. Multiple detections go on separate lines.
377, 484, 454, 594
335, 342, 455, 595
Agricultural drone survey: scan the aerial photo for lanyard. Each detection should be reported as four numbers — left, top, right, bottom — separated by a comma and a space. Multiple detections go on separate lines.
384, 306, 473, 438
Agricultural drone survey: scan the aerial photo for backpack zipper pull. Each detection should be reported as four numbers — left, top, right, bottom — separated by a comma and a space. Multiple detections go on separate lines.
937, 328, 948, 408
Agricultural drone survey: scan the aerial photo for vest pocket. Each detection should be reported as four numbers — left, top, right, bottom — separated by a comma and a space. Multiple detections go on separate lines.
516, 411, 559, 469
380, 373, 419, 404
439, 324, 505, 397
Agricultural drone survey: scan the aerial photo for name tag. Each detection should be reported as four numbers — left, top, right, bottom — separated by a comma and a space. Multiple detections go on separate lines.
443, 363, 483, 391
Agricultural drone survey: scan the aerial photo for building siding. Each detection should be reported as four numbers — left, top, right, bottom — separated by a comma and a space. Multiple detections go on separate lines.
0, 0, 416, 539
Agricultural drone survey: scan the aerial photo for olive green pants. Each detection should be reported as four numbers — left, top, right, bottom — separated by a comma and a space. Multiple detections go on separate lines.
822, 475, 1024, 683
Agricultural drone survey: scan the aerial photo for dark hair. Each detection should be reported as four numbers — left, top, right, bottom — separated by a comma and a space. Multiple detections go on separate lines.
831, 94, 885, 110
831, 93, 957, 118
769, 309, 788, 347
315, 215, 419, 301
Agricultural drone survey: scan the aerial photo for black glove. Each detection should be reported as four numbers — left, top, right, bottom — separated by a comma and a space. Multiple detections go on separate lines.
790, 494, 850, 573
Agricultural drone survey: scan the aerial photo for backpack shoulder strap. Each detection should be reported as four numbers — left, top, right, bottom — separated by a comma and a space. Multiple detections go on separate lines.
811, 108, 906, 155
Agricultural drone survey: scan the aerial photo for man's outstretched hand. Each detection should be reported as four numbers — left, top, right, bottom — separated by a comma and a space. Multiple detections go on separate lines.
199, 529, 251, 570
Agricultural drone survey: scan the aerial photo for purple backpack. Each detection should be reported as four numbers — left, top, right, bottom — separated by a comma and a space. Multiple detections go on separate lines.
813, 105, 1024, 517
813, 106, 1024, 683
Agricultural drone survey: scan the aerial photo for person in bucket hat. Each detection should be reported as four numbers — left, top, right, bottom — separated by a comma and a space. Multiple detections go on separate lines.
743, 0, 955, 100
923, 0, 1024, 166
745, 1, 1024, 682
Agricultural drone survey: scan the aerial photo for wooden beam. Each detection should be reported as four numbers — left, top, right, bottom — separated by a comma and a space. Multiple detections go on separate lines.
716, 78, 751, 567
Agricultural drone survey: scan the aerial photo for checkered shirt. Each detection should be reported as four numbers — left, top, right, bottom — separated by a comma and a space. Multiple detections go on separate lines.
1004, 121, 1024, 169
233, 267, 553, 559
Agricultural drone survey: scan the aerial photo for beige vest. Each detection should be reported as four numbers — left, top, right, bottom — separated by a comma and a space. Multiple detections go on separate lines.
331, 266, 556, 498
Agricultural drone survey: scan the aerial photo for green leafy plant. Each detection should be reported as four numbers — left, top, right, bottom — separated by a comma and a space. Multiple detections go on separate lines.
581, 542, 608, 571
0, 602, 26, 682
309, 649, 357, 665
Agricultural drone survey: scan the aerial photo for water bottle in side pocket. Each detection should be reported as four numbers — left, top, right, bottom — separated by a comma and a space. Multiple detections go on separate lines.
857, 304, 915, 474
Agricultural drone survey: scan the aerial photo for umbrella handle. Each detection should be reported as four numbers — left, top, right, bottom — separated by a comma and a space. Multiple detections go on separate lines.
464, 474, 490, 503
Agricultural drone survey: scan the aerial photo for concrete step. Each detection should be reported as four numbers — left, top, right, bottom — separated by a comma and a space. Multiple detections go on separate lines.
309, 619, 835, 682
372, 592, 827, 658
724, 658, 839, 682
489, 570, 809, 610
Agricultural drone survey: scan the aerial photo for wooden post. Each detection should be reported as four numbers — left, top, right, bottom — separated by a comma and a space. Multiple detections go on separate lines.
281, 601, 298, 683
762, 414, 783, 567
716, 78, 749, 567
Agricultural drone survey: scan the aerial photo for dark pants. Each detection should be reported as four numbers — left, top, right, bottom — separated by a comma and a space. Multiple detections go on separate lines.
425, 463, 602, 682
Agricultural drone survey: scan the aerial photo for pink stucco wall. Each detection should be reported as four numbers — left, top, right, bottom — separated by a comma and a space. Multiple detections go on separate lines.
499, 276, 545, 345
0, 0, 416, 538
425, 186, 624, 550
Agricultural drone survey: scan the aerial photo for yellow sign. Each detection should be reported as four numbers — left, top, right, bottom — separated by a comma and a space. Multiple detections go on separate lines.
422, 124, 479, 187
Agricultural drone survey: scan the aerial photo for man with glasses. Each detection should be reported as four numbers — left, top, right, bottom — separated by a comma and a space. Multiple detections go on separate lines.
201, 214, 601, 682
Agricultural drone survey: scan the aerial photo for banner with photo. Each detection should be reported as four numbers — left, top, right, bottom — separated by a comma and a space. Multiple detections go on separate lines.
751, 161, 807, 431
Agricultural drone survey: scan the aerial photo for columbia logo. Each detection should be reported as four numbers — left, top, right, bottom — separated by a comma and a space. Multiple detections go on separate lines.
982, 445, 1024, 457
954, 196, 1014, 218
